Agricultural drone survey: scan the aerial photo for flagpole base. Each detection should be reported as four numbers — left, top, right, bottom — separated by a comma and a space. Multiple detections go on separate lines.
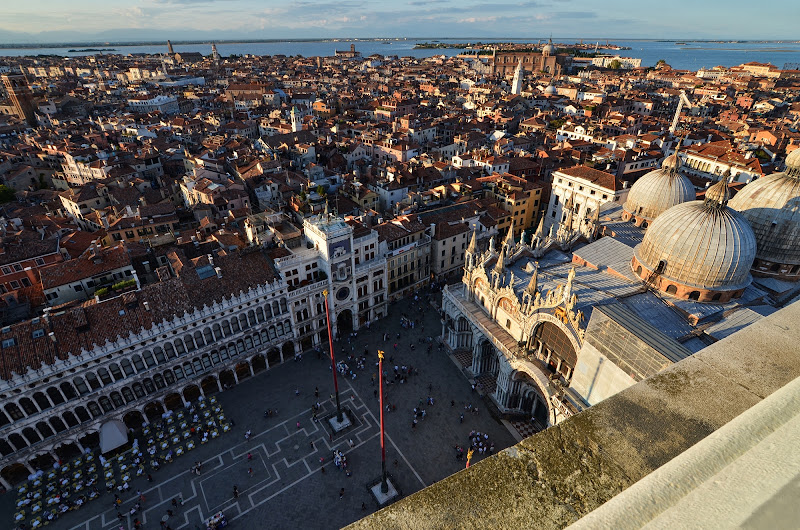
328, 411, 352, 433
369, 476, 399, 506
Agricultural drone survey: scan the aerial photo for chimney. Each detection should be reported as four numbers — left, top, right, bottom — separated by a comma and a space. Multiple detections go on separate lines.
622, 181, 630, 189
215, 267, 222, 279
143, 301, 151, 311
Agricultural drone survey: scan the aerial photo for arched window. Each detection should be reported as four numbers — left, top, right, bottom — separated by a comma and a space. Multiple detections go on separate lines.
203, 328, 214, 344
256, 307, 265, 323
688, 291, 700, 301
132, 384, 146, 398
164, 343, 176, 359
143, 351, 156, 368
222, 321, 232, 336
132, 355, 145, 372
87, 402, 102, 417
122, 387, 135, 402
153, 375, 166, 389
85, 373, 102, 390
264, 304, 273, 318
98, 368, 112, 385
60, 382, 78, 400
231, 319, 241, 333
164, 370, 176, 385
110, 363, 124, 381
711, 292, 722, 302
99, 397, 114, 413
73, 377, 90, 395
110, 392, 125, 408
175, 340, 186, 355
666, 284, 678, 294
154, 348, 166, 364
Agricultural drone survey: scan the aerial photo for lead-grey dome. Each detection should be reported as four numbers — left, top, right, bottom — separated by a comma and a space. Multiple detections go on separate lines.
623, 152, 695, 224
728, 149, 800, 270
633, 179, 756, 293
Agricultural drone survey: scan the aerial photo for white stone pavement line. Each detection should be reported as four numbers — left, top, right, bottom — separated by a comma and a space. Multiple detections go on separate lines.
206, 396, 381, 524
223, 430, 383, 526
345, 379, 427, 488
174, 503, 205, 530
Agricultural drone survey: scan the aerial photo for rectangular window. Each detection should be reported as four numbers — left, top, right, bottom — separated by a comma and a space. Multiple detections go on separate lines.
10, 281, 20, 289
20, 278, 31, 287
35, 258, 46, 266
0, 266, 11, 275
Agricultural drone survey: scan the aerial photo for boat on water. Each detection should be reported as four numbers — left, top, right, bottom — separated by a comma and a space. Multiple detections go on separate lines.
676, 42, 687, 45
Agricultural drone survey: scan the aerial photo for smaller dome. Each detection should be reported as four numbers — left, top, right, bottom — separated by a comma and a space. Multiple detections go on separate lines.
544, 84, 557, 95
622, 151, 695, 224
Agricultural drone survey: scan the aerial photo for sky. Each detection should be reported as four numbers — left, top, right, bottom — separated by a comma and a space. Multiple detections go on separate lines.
0, 0, 796, 44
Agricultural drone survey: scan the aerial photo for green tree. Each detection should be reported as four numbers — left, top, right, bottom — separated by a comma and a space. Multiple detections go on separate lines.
316, 185, 325, 196
656, 59, 666, 66
0, 185, 16, 204
608, 59, 622, 70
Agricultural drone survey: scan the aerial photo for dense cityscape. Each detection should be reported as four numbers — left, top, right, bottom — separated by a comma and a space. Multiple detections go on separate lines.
1, 21, 799, 530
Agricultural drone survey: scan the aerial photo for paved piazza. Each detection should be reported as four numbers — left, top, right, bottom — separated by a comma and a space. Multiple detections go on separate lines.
4, 295, 517, 529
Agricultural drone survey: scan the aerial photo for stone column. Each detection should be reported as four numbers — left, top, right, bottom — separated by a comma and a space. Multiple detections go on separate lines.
75, 439, 85, 453
214, 377, 222, 393
232, 371, 239, 384
0, 408, 11, 425
0, 475, 12, 491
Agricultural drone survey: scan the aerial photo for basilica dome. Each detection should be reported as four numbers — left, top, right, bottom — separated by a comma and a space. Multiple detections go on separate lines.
622, 152, 695, 226
544, 84, 557, 96
727, 148, 800, 280
631, 179, 757, 303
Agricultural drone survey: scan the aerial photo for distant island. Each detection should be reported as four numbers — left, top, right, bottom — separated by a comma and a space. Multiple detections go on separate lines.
68, 48, 116, 52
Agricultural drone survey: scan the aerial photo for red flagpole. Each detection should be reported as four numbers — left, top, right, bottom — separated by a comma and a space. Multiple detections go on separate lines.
378, 350, 388, 493
323, 290, 343, 423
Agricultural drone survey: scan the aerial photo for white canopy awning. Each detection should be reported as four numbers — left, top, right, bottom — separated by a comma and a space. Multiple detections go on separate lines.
99, 420, 128, 454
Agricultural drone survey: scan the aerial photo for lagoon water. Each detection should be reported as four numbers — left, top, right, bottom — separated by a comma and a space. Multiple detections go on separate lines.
1, 38, 799, 71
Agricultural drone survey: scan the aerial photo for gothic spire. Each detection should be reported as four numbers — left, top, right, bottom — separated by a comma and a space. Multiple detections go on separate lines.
503, 223, 515, 250
525, 264, 538, 295
467, 229, 477, 254
493, 245, 506, 275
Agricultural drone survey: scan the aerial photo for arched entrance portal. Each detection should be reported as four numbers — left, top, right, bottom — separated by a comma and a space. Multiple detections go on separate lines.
201, 376, 220, 395
143, 401, 165, 422
54, 442, 81, 462
1, 463, 29, 486
266, 348, 281, 367
163, 393, 184, 411
282, 342, 295, 361
337, 309, 353, 336
123, 410, 146, 431
532, 321, 578, 381
234, 362, 252, 381
219, 370, 236, 389
183, 385, 202, 403
252, 354, 267, 374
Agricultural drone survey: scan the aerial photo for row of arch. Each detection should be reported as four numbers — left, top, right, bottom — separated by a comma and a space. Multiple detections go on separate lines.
0, 316, 294, 428
0, 345, 296, 488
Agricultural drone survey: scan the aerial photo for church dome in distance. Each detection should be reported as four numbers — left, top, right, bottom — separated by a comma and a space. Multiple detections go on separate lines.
631, 179, 757, 303
542, 39, 557, 56
728, 147, 800, 280
622, 149, 695, 227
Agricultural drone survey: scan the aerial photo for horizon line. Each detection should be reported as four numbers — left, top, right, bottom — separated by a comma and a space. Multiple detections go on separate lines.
1, 36, 798, 49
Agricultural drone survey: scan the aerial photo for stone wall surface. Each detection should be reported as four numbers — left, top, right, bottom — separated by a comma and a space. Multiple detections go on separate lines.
346, 301, 800, 529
